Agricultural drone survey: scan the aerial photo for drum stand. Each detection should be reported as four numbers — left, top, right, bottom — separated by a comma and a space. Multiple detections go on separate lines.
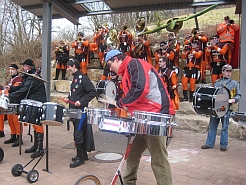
111, 135, 135, 185
14, 123, 52, 183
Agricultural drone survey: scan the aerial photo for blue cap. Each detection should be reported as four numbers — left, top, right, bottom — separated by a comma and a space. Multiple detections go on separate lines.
105, 50, 122, 63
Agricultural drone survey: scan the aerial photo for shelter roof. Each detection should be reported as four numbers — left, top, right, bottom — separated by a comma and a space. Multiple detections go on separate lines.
11, 0, 238, 25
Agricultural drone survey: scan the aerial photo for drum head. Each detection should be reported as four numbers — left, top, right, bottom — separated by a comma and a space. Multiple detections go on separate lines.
214, 87, 230, 117
105, 81, 117, 100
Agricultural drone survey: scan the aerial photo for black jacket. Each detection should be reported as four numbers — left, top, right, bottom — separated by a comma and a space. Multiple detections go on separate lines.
9, 68, 47, 103
68, 70, 96, 109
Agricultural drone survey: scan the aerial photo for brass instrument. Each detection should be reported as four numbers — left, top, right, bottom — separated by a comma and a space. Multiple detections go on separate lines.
133, 40, 144, 56
134, 17, 147, 35
168, 39, 178, 50
58, 46, 64, 52
105, 28, 119, 49
206, 42, 213, 47
166, 18, 183, 32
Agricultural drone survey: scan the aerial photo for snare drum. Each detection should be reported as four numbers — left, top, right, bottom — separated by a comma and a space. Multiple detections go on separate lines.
87, 108, 118, 125
0, 104, 20, 114
99, 116, 134, 134
96, 80, 117, 100
19, 99, 43, 125
41, 102, 65, 126
0, 95, 9, 111
133, 111, 175, 136
193, 86, 230, 117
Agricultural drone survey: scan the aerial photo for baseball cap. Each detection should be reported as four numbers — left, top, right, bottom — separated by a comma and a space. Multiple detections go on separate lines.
67, 58, 80, 66
9, 64, 18, 69
105, 50, 123, 63
222, 64, 233, 71
21, 59, 35, 66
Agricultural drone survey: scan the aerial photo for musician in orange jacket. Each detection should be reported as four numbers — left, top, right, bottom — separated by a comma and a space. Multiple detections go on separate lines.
131, 34, 152, 65
4, 64, 24, 146
184, 28, 208, 84
217, 16, 239, 65
206, 35, 229, 83
168, 32, 180, 67
71, 32, 89, 75
118, 25, 132, 56
154, 41, 175, 71
54, 40, 70, 80
95, 25, 109, 67
158, 57, 180, 110
181, 40, 203, 102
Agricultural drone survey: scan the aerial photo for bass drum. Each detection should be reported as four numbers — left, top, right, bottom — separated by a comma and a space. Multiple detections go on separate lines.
96, 80, 117, 100
193, 86, 230, 118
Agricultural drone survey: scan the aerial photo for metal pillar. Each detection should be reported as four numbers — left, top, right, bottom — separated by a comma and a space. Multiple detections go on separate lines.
41, 1, 52, 101
239, 0, 245, 112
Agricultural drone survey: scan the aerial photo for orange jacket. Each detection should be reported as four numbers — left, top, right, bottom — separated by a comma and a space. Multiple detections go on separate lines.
71, 40, 89, 54
217, 22, 239, 43
182, 49, 203, 68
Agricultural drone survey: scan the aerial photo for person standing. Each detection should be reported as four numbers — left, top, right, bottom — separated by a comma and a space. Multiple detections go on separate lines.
131, 34, 152, 65
8, 59, 47, 158
181, 39, 203, 102
201, 64, 241, 151
64, 59, 97, 168
71, 32, 89, 75
54, 40, 70, 80
4, 64, 23, 146
205, 35, 229, 83
118, 25, 132, 56
105, 50, 175, 185
217, 16, 240, 65
158, 57, 180, 110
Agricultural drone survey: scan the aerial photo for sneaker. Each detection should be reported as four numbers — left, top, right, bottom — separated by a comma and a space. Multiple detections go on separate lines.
201, 145, 211, 149
220, 146, 227, 151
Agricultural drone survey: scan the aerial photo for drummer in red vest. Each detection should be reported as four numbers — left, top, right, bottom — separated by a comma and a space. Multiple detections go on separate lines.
4, 64, 24, 146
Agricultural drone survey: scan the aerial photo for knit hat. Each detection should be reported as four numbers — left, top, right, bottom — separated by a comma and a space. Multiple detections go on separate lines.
21, 59, 35, 66
105, 50, 123, 63
9, 64, 18, 69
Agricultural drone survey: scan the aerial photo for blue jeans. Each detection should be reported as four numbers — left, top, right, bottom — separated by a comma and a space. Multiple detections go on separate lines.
205, 111, 231, 148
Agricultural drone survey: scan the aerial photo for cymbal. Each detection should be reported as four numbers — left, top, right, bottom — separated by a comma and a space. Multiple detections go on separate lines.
20, 71, 50, 84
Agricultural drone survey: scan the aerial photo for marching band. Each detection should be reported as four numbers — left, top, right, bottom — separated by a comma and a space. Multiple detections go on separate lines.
0, 14, 242, 184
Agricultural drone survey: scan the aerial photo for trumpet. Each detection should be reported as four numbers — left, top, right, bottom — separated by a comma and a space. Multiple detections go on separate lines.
58, 46, 64, 52
206, 42, 212, 47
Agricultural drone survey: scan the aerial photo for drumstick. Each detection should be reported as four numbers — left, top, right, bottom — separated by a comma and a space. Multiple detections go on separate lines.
98, 97, 116, 105
57, 98, 75, 105
99, 94, 116, 103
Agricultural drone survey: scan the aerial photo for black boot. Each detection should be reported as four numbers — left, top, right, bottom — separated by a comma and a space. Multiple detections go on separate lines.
0, 131, 5, 137
89, 51, 94, 59
25, 131, 38, 153
31, 133, 44, 158
70, 144, 84, 168
53, 69, 60, 80
4, 134, 17, 144
12, 135, 23, 147
181, 90, 188, 101
189, 91, 194, 102
72, 145, 88, 161
201, 79, 207, 84
61, 69, 66, 80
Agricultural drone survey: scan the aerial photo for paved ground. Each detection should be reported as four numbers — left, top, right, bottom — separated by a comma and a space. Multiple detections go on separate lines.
0, 121, 246, 185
